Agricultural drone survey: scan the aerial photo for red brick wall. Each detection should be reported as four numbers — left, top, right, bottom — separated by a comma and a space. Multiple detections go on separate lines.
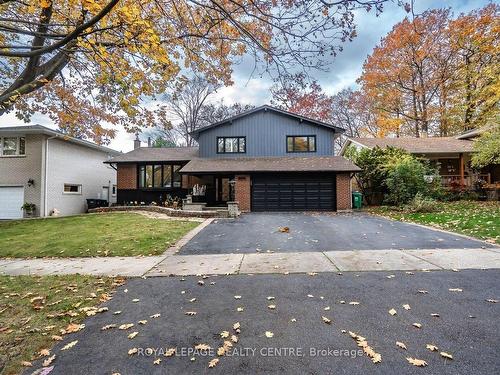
336, 173, 352, 211
234, 175, 251, 212
117, 164, 137, 189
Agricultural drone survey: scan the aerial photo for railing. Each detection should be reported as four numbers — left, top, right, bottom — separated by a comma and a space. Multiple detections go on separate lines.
441, 174, 491, 187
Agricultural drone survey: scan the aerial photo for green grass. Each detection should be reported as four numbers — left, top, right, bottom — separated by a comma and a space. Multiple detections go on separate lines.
0, 212, 199, 258
369, 200, 500, 244
0, 274, 122, 375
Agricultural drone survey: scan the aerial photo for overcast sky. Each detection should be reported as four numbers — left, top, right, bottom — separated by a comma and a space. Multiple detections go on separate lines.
1, 0, 491, 152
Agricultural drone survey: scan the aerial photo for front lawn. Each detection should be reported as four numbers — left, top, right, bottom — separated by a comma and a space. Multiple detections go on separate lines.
369, 200, 500, 244
0, 212, 199, 258
0, 275, 123, 375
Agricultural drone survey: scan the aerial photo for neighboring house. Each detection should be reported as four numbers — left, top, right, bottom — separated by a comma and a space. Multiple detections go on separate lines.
0, 125, 120, 219
340, 135, 499, 187
107, 105, 360, 212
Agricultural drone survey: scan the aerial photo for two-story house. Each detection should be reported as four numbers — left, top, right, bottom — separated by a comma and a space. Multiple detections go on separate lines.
107, 105, 360, 212
0, 125, 119, 219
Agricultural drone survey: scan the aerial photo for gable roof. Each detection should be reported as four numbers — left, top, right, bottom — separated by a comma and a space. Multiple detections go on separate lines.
0, 124, 119, 154
180, 156, 360, 174
106, 146, 199, 163
344, 137, 475, 154
189, 105, 345, 139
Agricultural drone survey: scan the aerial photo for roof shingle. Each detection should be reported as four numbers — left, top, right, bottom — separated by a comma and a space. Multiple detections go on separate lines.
349, 137, 474, 154
180, 156, 360, 173
106, 147, 199, 163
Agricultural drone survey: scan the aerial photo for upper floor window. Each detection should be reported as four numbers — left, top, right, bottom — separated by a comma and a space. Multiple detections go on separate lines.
0, 136, 25, 156
217, 137, 246, 154
138, 164, 183, 189
287, 135, 316, 153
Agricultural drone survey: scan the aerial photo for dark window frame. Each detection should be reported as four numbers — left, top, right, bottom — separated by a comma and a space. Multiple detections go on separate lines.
286, 135, 317, 153
216, 136, 246, 154
137, 163, 184, 189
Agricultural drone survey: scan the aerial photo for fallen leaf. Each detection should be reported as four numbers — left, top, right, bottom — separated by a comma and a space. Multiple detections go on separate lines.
189, 298, 197, 302
198, 280, 205, 286
396, 341, 407, 350
278, 226, 289, 233
406, 357, 427, 367
307, 294, 314, 298
236, 307, 244, 312
128, 332, 138, 339
233, 322, 240, 330
324, 306, 331, 311
449, 288, 463, 292
231, 335, 238, 343
43, 355, 56, 367
402, 304, 411, 310
150, 313, 161, 318
268, 304, 276, 310
21, 361, 33, 367
63, 323, 84, 334
430, 313, 440, 317
440, 351, 453, 360
418, 290, 428, 294
195, 344, 211, 350
389, 308, 397, 316
220, 331, 229, 338
349, 301, 360, 305
101, 324, 117, 331
208, 358, 219, 368
51, 335, 63, 341
234, 295, 242, 299
153, 358, 161, 365
138, 320, 147, 325
165, 348, 176, 357
267, 296, 275, 300
486, 299, 498, 303
61, 341, 78, 351
265, 331, 274, 338
119, 323, 134, 330
185, 311, 197, 316
322, 316, 332, 324
39, 349, 50, 357
132, 298, 140, 302
128, 348, 138, 355
217, 347, 226, 356
413, 323, 422, 328
426, 344, 438, 351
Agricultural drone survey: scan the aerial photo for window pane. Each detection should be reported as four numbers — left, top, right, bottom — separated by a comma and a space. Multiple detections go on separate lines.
224, 138, 236, 153
173, 165, 182, 187
293, 136, 309, 152
3, 137, 17, 155
19, 137, 25, 155
238, 137, 246, 153
163, 165, 172, 187
308, 136, 316, 151
138, 166, 145, 188
153, 165, 162, 187
217, 138, 224, 153
287, 137, 293, 152
145, 165, 153, 188
64, 184, 80, 193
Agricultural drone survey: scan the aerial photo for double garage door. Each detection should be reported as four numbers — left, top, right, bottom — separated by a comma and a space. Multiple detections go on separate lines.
0, 186, 24, 219
252, 173, 336, 211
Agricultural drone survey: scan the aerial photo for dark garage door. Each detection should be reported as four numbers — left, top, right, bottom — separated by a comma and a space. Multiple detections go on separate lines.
252, 173, 336, 211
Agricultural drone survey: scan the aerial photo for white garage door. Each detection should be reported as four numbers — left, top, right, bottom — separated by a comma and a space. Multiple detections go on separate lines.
0, 186, 24, 219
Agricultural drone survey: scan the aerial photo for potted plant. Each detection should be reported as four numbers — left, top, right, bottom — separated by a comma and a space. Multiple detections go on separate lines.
21, 202, 36, 218
192, 184, 206, 202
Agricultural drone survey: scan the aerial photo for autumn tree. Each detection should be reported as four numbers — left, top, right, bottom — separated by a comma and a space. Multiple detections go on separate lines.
270, 73, 333, 121
0, 0, 389, 143
358, 4, 499, 138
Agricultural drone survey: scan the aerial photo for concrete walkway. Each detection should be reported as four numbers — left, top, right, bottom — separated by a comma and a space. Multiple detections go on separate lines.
1, 247, 499, 277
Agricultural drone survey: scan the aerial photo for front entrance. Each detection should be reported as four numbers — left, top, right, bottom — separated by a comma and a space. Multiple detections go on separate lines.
251, 173, 336, 211
215, 176, 234, 205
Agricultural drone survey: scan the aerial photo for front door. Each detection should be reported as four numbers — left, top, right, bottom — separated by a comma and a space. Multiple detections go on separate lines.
215, 176, 233, 205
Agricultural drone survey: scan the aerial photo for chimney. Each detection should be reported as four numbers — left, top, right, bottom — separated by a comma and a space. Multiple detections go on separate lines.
133, 134, 141, 149
147, 137, 152, 147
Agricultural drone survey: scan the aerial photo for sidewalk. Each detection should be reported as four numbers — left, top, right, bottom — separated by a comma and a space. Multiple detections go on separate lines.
1, 247, 499, 277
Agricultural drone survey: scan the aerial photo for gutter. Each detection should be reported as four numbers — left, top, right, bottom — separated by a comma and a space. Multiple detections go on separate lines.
43, 135, 57, 217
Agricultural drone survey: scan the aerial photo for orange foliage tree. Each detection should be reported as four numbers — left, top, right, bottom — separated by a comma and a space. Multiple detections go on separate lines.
0, 0, 389, 143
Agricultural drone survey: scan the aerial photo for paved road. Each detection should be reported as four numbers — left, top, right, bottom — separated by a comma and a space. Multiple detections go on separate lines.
179, 212, 492, 254
30, 269, 500, 375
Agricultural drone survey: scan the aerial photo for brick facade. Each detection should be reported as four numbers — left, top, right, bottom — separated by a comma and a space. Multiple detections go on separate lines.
336, 173, 352, 211
234, 174, 251, 212
117, 164, 137, 189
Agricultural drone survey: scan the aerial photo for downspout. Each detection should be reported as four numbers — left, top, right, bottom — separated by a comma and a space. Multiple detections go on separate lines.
44, 135, 57, 217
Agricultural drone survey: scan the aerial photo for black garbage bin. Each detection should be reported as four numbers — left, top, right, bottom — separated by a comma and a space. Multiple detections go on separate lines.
86, 199, 108, 210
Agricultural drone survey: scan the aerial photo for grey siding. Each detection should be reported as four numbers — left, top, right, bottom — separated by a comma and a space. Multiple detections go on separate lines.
197, 110, 337, 158
45, 138, 117, 216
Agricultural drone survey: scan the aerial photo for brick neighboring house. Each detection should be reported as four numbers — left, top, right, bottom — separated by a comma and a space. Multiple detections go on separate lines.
107, 105, 360, 212
0, 125, 119, 219
340, 134, 499, 188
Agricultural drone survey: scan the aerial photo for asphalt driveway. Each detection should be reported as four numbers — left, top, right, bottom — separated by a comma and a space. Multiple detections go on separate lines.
28, 269, 500, 374
179, 212, 492, 255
